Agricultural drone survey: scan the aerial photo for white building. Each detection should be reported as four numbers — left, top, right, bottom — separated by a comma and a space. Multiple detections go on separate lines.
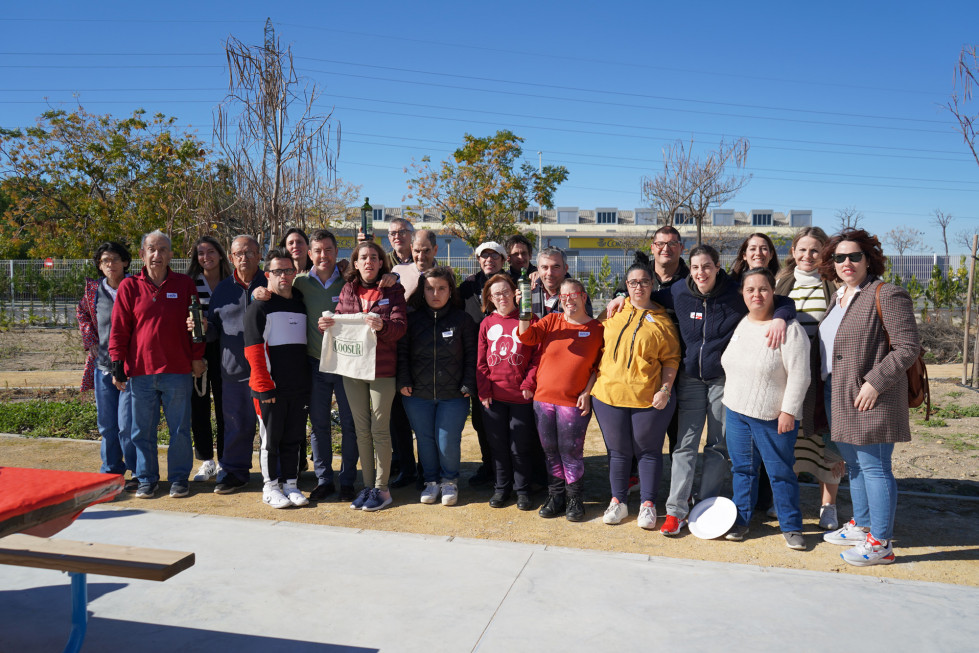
337, 205, 812, 257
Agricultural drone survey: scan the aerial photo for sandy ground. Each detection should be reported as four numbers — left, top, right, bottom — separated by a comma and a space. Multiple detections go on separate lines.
1, 329, 978, 587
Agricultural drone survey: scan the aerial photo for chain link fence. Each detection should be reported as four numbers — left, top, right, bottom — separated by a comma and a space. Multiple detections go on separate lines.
0, 254, 969, 327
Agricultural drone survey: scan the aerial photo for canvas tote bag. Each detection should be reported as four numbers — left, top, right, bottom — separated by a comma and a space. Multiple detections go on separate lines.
319, 311, 378, 381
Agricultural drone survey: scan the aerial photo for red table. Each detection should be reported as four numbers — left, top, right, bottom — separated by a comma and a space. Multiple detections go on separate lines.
0, 467, 123, 538
0, 467, 123, 653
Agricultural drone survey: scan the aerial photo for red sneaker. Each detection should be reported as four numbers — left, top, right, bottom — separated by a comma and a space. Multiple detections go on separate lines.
660, 514, 687, 536
627, 475, 639, 495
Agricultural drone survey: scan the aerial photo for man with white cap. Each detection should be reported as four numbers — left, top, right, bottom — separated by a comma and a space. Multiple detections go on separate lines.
458, 240, 507, 485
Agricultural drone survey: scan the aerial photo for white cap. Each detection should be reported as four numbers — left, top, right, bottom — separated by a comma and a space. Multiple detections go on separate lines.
474, 241, 506, 258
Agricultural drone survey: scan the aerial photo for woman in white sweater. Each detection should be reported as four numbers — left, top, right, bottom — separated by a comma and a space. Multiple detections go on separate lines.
721, 268, 810, 549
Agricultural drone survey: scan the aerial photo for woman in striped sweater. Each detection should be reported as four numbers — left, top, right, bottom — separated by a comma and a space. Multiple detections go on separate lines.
185, 235, 232, 482
775, 227, 844, 532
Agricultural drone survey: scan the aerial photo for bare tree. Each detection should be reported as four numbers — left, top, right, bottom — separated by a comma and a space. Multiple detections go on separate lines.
932, 209, 953, 260
955, 228, 979, 253
946, 45, 979, 170
835, 206, 864, 231
700, 225, 752, 256
686, 138, 751, 245
215, 19, 339, 246
885, 225, 926, 256
641, 139, 697, 227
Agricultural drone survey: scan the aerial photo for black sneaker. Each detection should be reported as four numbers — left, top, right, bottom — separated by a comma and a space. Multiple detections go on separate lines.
565, 496, 585, 522
338, 485, 356, 502
135, 482, 158, 499
538, 494, 566, 518
214, 476, 247, 495
489, 491, 511, 508
389, 472, 417, 489
725, 525, 750, 541
309, 483, 336, 501
123, 477, 140, 493
468, 465, 492, 487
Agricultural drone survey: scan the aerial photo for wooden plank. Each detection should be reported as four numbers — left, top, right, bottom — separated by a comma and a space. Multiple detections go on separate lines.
0, 534, 194, 582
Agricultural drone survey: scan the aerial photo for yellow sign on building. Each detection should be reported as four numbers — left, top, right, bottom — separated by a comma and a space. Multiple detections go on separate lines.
568, 237, 627, 249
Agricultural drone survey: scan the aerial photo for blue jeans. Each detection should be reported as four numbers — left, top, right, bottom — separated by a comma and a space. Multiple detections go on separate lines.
725, 408, 802, 532
667, 372, 728, 519
308, 358, 359, 487
402, 395, 469, 483
129, 373, 193, 485
94, 368, 135, 475
824, 374, 897, 540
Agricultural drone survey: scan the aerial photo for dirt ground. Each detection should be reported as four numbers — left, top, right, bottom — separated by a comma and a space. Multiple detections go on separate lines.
2, 327, 978, 587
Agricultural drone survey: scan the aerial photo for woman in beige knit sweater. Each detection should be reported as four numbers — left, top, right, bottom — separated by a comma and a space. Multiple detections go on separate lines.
720, 268, 811, 549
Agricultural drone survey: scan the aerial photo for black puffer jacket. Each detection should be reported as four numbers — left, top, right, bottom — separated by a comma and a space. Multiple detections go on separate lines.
397, 305, 478, 400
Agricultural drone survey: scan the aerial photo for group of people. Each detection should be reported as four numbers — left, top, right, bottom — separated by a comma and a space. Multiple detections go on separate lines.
79, 220, 920, 567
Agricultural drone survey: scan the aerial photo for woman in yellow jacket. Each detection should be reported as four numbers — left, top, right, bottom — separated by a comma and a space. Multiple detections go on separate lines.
592, 257, 682, 530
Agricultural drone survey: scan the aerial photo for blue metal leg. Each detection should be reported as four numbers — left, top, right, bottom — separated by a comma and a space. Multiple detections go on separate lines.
64, 572, 88, 653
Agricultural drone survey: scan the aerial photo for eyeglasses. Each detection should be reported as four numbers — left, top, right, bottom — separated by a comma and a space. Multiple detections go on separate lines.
626, 279, 653, 288
267, 268, 297, 277
490, 291, 513, 299
99, 257, 122, 266
388, 229, 411, 238
559, 292, 585, 301
652, 241, 681, 250
231, 250, 259, 260
478, 251, 502, 259
833, 252, 864, 264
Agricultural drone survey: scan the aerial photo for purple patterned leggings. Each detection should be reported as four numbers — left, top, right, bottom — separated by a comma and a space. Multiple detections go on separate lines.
533, 400, 591, 485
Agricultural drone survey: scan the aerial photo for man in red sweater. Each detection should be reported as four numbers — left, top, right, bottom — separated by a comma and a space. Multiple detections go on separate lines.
110, 230, 205, 499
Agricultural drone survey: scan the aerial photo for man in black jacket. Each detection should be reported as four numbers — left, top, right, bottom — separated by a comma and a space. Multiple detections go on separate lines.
458, 241, 507, 486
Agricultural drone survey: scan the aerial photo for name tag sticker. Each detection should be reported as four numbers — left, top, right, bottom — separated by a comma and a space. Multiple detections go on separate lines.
579, 331, 590, 337
442, 330, 454, 338
691, 312, 703, 320
645, 314, 655, 323
378, 298, 390, 306
166, 293, 178, 299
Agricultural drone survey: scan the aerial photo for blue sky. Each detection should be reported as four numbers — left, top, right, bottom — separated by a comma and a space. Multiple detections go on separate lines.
3, 1, 978, 253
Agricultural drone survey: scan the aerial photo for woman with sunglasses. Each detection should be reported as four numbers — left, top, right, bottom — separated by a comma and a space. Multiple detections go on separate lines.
318, 241, 407, 512
592, 258, 681, 530
775, 227, 845, 531
477, 273, 541, 511
518, 278, 604, 521
818, 229, 920, 566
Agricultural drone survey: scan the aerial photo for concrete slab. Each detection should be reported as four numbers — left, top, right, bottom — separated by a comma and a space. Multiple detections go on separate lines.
1, 506, 978, 652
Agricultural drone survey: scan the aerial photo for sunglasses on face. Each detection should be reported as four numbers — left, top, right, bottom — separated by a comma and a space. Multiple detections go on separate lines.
833, 252, 864, 264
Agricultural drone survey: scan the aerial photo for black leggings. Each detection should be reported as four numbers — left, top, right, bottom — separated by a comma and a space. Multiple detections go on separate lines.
482, 400, 536, 495
593, 395, 676, 504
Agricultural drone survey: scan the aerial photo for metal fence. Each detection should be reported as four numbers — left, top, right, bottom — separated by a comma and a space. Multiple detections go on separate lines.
0, 254, 970, 327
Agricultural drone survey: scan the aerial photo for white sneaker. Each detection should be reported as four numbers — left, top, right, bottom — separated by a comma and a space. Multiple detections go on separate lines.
819, 504, 839, 530
420, 481, 440, 504
282, 480, 309, 507
840, 533, 895, 566
440, 481, 458, 506
766, 505, 778, 519
193, 459, 217, 482
823, 519, 869, 545
603, 498, 628, 525
637, 501, 657, 530
263, 482, 291, 509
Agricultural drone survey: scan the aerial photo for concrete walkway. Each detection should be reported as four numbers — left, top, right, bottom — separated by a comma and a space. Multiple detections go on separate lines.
2, 506, 977, 652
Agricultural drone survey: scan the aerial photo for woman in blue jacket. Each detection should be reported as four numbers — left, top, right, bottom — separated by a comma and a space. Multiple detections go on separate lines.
658, 245, 795, 536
